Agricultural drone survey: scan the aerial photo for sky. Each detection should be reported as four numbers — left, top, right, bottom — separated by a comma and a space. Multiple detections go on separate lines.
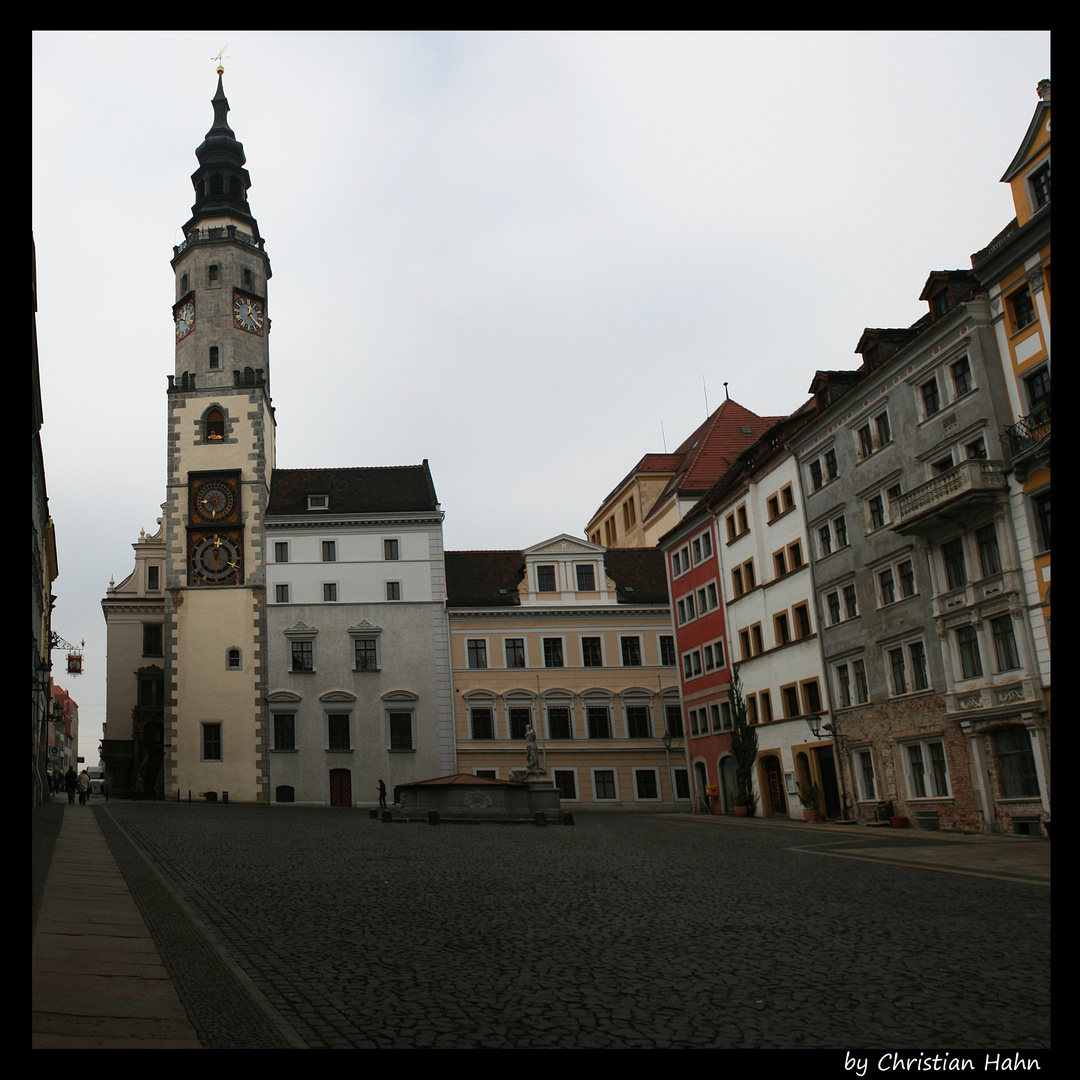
32, 30, 1050, 763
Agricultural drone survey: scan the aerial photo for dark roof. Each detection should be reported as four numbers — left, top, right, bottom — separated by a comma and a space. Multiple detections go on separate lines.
601, 547, 670, 603
445, 546, 669, 606
267, 463, 438, 516
445, 551, 526, 606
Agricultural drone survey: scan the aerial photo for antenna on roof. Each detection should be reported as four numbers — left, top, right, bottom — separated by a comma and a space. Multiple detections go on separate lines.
724, 381, 730, 401
661, 420, 667, 454
703, 376, 709, 417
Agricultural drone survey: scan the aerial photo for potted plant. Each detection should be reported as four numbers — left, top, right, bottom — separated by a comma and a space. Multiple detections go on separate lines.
734, 786, 752, 817
796, 780, 822, 822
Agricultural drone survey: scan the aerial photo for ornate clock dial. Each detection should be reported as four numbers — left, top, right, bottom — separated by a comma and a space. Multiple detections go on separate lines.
233, 293, 264, 333
194, 480, 237, 522
175, 299, 195, 341
191, 532, 242, 585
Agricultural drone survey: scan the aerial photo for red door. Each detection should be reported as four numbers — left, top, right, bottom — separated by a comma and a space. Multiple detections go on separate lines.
329, 768, 352, 807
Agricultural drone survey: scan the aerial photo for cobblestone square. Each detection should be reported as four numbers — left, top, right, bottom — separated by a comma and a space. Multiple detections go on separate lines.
98, 804, 1050, 1050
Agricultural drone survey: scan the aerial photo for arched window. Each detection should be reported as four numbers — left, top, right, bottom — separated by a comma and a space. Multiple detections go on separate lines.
206, 408, 225, 441
275, 785, 295, 804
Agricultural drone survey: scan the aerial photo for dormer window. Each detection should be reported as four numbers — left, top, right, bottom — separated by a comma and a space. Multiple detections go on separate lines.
865, 343, 882, 370
1030, 159, 1050, 208
932, 290, 953, 319
308, 495, 329, 510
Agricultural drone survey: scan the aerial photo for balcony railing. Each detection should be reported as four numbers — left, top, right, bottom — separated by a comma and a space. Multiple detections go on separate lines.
1003, 406, 1050, 457
892, 460, 1006, 534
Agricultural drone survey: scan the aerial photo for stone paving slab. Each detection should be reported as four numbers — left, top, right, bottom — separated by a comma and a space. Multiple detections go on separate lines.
31, 805, 202, 1050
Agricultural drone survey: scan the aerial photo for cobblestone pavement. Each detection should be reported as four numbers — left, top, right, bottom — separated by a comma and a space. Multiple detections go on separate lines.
100, 804, 1050, 1050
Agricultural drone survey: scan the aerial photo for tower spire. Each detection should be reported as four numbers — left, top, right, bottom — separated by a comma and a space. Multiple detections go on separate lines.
182, 68, 261, 240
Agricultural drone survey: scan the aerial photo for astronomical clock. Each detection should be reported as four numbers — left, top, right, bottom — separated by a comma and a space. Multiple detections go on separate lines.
187, 472, 243, 585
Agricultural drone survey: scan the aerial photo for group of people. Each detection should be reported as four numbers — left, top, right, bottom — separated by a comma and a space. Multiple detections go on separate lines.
53, 767, 93, 804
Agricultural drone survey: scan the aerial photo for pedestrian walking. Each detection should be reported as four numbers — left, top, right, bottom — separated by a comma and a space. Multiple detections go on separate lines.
77, 769, 91, 805
65, 767, 77, 804
378, 779, 387, 809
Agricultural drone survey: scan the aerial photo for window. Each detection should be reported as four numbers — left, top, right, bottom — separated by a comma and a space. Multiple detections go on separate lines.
951, 356, 972, 398
543, 638, 564, 668
308, 495, 328, 510
205, 408, 225, 441
634, 769, 659, 800
671, 547, 690, 577
889, 647, 907, 696
626, 705, 651, 738
909, 641, 929, 691
788, 541, 803, 570
275, 542, 289, 563
826, 591, 842, 626
537, 565, 556, 592
143, 624, 163, 657
774, 612, 790, 646
699, 529, 713, 559
767, 495, 781, 521
956, 625, 983, 680
273, 714, 295, 751
275, 584, 290, 603
1024, 366, 1050, 425
836, 663, 852, 708
619, 636, 641, 666
966, 438, 987, 460
605, 517, 616, 547
809, 460, 824, 491
843, 584, 858, 619
899, 560, 916, 598
744, 561, 756, 589
470, 707, 494, 740
582, 637, 603, 667
782, 484, 795, 510
508, 707, 531, 740
553, 770, 577, 801
546, 706, 572, 739
991, 615, 1020, 671
505, 638, 526, 669
793, 603, 812, 639
853, 659, 869, 704
751, 624, 764, 655
869, 494, 886, 530
1032, 490, 1050, 551
759, 691, 773, 723
922, 378, 941, 417
726, 513, 737, 542
774, 550, 787, 579
858, 424, 874, 459
855, 749, 876, 801
202, 723, 222, 761
321, 541, 336, 562
905, 740, 950, 799
147, 566, 160, 590
674, 769, 690, 799
665, 704, 683, 737
732, 566, 744, 597
355, 639, 378, 671
943, 539, 967, 590
389, 712, 414, 751
327, 714, 351, 751
887, 640, 929, 695
623, 497, 636, 530
576, 564, 596, 591
659, 635, 676, 666
323, 583, 337, 602
834, 515, 848, 549
291, 641, 313, 672
782, 685, 800, 717
879, 568, 895, 607
818, 524, 832, 558
386, 581, 401, 601
593, 770, 617, 800
1029, 159, 1051, 208
976, 525, 1001, 578
875, 412, 892, 447
737, 505, 748, 533
227, 648, 241, 670
995, 728, 1039, 799
1009, 285, 1036, 331
467, 639, 488, 669
587, 706, 612, 739
384, 539, 400, 561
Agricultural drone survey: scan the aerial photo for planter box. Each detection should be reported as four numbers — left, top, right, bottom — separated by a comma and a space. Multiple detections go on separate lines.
890, 815, 908, 828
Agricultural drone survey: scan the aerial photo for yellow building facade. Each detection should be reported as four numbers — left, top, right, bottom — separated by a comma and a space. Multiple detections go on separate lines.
446, 537, 688, 809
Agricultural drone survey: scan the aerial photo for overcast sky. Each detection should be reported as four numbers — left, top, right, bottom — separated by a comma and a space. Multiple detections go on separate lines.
32, 30, 1050, 761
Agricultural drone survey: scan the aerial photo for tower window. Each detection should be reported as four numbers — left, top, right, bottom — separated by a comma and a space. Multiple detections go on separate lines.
209, 346, 219, 369
206, 408, 225, 441
243, 268, 254, 289
180, 273, 189, 294
208, 264, 219, 282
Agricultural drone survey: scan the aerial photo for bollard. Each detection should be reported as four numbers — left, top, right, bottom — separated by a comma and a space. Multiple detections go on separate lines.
223, 791, 229, 804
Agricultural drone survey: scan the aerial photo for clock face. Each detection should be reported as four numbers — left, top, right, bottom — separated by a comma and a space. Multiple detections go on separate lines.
190, 532, 243, 585
233, 293, 264, 334
193, 479, 237, 523
175, 299, 195, 341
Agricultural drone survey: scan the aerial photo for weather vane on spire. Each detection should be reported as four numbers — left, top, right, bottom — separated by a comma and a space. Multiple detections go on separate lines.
213, 44, 229, 75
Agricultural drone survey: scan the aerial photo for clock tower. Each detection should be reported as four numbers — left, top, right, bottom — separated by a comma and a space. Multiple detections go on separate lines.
164, 71, 275, 802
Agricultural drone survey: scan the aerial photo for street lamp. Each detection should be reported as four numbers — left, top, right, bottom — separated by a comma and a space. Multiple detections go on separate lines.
804, 713, 835, 739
